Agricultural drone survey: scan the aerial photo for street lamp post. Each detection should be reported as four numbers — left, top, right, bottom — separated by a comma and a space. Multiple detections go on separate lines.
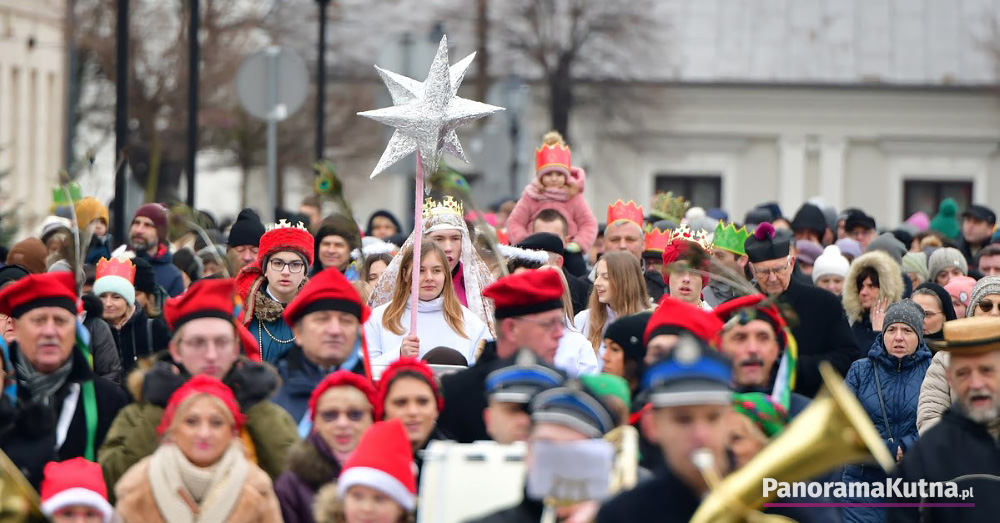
502, 75, 528, 197
186, 0, 199, 207
113, 0, 128, 244
315, 0, 331, 161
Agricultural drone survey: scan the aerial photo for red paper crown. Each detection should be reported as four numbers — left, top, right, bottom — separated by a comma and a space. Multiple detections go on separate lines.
535, 144, 571, 174
644, 227, 670, 252
607, 200, 644, 228
95, 257, 136, 284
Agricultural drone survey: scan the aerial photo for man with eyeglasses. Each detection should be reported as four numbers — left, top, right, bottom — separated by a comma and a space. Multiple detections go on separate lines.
745, 222, 857, 398
98, 278, 298, 496
438, 269, 568, 443
0, 272, 128, 490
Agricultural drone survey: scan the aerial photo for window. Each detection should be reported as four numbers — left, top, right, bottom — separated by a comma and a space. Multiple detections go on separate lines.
654, 174, 722, 209
903, 180, 973, 220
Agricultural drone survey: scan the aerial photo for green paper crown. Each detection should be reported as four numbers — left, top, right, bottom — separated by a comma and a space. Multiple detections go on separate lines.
52, 182, 82, 205
713, 221, 750, 255
650, 191, 689, 223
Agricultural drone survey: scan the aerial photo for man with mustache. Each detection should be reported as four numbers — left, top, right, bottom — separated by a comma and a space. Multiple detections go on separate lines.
713, 294, 811, 417
128, 204, 185, 297
889, 316, 1000, 523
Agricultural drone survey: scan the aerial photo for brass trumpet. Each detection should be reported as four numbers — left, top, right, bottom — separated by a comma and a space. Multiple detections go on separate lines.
689, 362, 896, 523
0, 450, 44, 523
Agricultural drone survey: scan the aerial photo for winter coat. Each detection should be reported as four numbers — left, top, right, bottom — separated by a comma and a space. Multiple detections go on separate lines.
241, 275, 306, 364
271, 345, 366, 424
274, 434, 343, 523
887, 408, 1000, 523
135, 244, 185, 297
917, 351, 952, 434
2, 342, 128, 489
438, 341, 508, 443
506, 166, 598, 252
108, 303, 171, 378
565, 267, 592, 315
778, 278, 859, 397
553, 328, 600, 377
85, 233, 114, 265
81, 294, 124, 386
840, 336, 931, 523
98, 355, 299, 498
115, 454, 283, 523
843, 250, 905, 358
644, 269, 666, 303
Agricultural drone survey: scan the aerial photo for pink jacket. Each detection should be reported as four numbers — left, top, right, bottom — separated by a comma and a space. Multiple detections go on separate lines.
506, 166, 598, 252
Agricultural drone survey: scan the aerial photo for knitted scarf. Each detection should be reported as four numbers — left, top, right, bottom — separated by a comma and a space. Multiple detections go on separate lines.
13, 349, 72, 407
523, 182, 575, 203
148, 442, 249, 523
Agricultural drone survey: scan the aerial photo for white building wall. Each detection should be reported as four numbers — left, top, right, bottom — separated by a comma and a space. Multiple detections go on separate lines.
0, 0, 67, 237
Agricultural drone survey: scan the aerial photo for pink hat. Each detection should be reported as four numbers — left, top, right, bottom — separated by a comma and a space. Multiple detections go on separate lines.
337, 419, 416, 511
906, 212, 931, 232
40, 458, 115, 523
945, 276, 977, 308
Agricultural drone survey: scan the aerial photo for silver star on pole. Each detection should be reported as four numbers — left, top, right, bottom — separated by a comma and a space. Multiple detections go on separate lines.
359, 36, 504, 179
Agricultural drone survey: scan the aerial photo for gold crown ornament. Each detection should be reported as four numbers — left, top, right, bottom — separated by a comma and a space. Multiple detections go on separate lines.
667, 224, 714, 253
422, 195, 464, 220
265, 219, 310, 232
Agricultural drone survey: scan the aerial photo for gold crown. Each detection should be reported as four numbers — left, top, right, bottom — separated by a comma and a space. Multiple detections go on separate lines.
422, 195, 464, 220
668, 224, 713, 252
265, 219, 309, 232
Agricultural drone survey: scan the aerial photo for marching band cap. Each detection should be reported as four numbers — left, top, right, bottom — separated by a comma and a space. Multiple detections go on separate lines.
529, 379, 617, 438
641, 333, 733, 408
485, 349, 565, 404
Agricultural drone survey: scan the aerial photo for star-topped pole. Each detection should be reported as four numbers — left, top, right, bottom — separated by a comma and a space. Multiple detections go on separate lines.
359, 35, 504, 337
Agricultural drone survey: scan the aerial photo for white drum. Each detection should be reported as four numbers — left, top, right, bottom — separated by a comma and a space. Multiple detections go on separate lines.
417, 440, 527, 523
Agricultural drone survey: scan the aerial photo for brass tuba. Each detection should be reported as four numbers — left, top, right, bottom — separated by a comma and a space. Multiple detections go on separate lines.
0, 450, 44, 523
689, 362, 896, 523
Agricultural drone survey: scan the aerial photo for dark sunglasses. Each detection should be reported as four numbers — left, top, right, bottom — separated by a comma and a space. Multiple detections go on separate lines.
978, 300, 1000, 313
318, 409, 367, 423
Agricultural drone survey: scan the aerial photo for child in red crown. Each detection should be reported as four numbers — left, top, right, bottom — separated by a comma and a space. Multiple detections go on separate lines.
506, 132, 598, 257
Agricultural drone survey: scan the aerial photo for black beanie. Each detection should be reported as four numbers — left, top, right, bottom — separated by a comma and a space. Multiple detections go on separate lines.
227, 208, 265, 248
604, 311, 653, 364
132, 256, 157, 294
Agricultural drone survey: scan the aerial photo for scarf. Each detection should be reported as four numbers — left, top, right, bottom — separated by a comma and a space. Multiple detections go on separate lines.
13, 348, 72, 407
416, 296, 444, 313
523, 182, 575, 203
149, 442, 249, 523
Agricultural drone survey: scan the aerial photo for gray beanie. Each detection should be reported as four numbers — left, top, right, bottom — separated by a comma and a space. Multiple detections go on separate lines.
966, 275, 1000, 317
928, 247, 968, 282
866, 232, 907, 265
882, 299, 925, 346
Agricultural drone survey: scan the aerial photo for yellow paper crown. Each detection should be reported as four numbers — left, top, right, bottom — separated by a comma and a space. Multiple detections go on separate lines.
422, 195, 464, 220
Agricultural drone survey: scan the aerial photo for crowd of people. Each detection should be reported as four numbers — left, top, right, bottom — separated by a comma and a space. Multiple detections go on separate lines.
1, 130, 999, 523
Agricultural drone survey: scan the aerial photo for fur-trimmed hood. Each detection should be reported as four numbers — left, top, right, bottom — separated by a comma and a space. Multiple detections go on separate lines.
285, 435, 342, 490
843, 250, 904, 322
313, 483, 345, 523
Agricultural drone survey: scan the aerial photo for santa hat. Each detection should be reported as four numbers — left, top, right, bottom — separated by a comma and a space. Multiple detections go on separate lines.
644, 296, 724, 346
283, 264, 369, 325
40, 458, 115, 523
0, 271, 77, 319
93, 257, 137, 307
309, 370, 377, 422
157, 375, 245, 436
164, 278, 238, 331
337, 419, 417, 511
483, 269, 564, 319
375, 358, 443, 420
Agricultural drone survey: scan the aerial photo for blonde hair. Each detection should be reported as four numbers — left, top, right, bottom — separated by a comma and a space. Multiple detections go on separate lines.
383, 242, 466, 338
587, 252, 650, 351
165, 393, 236, 438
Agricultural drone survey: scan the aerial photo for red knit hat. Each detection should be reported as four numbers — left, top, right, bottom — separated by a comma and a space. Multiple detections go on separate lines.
283, 264, 369, 326
483, 269, 564, 319
133, 203, 169, 243
308, 370, 377, 422
164, 278, 238, 331
375, 358, 443, 420
257, 221, 314, 268
337, 419, 416, 511
712, 294, 788, 349
40, 458, 114, 523
0, 271, 77, 319
644, 296, 724, 346
157, 375, 245, 436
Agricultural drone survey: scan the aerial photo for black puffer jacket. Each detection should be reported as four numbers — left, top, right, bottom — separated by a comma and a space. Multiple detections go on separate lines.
81, 294, 123, 386
107, 303, 171, 378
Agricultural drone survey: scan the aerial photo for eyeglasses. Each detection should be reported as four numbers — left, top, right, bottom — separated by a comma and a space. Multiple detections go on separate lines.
978, 300, 1000, 313
921, 310, 942, 317
318, 408, 368, 423
513, 317, 564, 332
752, 258, 791, 278
269, 259, 306, 273
179, 336, 237, 353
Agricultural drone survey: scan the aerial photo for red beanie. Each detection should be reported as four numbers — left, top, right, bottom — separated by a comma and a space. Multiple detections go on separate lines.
283, 263, 369, 326
308, 370, 377, 422
644, 296, 724, 347
133, 203, 169, 243
256, 222, 315, 269
0, 271, 77, 319
337, 419, 416, 511
375, 358, 443, 420
164, 278, 238, 331
40, 458, 114, 523
483, 269, 564, 319
157, 375, 246, 436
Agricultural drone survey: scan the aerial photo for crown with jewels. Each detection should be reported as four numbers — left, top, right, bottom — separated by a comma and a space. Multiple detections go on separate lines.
650, 192, 690, 223
265, 219, 309, 233
667, 224, 713, 252
712, 221, 750, 256
535, 131, 571, 174
607, 200, 644, 227
643, 227, 671, 253
96, 256, 136, 283
422, 195, 464, 220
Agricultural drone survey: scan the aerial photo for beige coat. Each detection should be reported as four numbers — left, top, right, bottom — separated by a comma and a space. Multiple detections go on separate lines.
114, 455, 284, 523
917, 351, 953, 434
